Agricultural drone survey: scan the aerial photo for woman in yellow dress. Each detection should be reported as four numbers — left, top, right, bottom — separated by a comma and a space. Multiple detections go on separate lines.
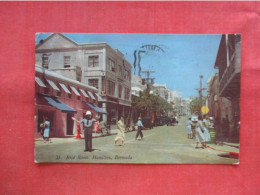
114, 117, 125, 146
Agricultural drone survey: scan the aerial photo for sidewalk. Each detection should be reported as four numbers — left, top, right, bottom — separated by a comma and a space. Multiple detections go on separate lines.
35, 128, 137, 142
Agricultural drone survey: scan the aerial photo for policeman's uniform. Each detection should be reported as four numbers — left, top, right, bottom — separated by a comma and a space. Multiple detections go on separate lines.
80, 117, 96, 152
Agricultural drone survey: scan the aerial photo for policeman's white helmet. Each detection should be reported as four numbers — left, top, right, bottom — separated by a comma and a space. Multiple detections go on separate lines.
86, 111, 92, 115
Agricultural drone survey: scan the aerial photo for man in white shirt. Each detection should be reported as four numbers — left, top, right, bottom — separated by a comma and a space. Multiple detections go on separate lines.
135, 117, 144, 140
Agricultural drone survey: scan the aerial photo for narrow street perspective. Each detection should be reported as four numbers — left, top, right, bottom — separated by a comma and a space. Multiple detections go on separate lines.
35, 33, 240, 164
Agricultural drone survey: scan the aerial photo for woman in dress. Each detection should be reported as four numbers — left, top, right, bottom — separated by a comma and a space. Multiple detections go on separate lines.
195, 115, 206, 149
187, 118, 192, 139
43, 116, 51, 143
203, 115, 211, 146
114, 117, 125, 146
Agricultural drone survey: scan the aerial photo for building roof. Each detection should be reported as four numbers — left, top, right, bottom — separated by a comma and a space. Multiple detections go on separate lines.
36, 33, 132, 66
36, 33, 79, 49
35, 64, 98, 92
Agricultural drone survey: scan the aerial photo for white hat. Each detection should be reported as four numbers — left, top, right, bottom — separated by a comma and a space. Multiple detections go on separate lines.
86, 111, 92, 115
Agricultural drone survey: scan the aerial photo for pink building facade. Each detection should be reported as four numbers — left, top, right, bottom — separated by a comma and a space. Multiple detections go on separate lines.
35, 65, 106, 138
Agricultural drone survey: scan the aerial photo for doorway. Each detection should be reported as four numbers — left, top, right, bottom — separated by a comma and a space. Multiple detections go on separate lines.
66, 113, 74, 135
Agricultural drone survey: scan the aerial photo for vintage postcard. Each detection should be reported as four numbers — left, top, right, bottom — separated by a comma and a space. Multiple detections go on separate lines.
34, 33, 240, 164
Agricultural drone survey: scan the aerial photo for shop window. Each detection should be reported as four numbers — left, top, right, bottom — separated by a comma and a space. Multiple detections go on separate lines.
125, 88, 130, 100
88, 55, 99, 67
88, 79, 99, 89
42, 54, 49, 69
118, 84, 122, 98
118, 65, 123, 77
108, 58, 116, 72
64, 56, 71, 68
124, 70, 130, 81
107, 80, 115, 96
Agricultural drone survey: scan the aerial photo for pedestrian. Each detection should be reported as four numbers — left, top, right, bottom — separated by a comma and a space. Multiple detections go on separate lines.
203, 115, 211, 145
114, 116, 125, 146
39, 117, 45, 139
76, 111, 96, 152
98, 118, 105, 136
195, 115, 206, 149
94, 120, 100, 133
135, 117, 144, 140
191, 118, 197, 139
187, 118, 192, 139
42, 116, 51, 143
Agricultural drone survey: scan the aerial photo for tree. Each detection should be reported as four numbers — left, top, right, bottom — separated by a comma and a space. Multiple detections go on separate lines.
189, 96, 206, 115
132, 89, 173, 117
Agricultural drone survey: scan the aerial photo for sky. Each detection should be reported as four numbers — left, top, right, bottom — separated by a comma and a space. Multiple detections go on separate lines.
36, 33, 221, 98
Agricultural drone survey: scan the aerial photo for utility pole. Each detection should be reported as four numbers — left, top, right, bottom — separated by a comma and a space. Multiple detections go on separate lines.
196, 75, 207, 115
141, 70, 155, 118
141, 70, 155, 90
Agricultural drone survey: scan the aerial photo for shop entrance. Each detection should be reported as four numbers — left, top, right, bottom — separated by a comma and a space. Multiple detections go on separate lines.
66, 113, 74, 135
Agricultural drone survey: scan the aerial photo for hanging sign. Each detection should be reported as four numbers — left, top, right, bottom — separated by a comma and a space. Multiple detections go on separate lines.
201, 106, 209, 114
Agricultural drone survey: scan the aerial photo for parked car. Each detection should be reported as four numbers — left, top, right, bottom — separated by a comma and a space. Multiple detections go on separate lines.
153, 117, 165, 126
191, 115, 198, 122
142, 116, 153, 129
166, 117, 178, 126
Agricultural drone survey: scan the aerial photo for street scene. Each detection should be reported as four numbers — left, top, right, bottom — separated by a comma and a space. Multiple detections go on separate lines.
35, 117, 239, 164
34, 33, 240, 164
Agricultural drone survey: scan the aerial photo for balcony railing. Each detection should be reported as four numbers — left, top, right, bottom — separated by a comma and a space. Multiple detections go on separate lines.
219, 43, 241, 97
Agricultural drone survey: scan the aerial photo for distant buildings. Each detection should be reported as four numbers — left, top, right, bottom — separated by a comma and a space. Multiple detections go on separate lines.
131, 74, 147, 97
152, 83, 168, 100
152, 83, 190, 116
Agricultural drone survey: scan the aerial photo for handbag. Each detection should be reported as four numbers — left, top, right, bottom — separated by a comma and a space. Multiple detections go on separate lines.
40, 123, 46, 135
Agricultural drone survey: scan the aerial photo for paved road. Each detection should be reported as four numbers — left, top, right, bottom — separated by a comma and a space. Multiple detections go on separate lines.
35, 117, 239, 164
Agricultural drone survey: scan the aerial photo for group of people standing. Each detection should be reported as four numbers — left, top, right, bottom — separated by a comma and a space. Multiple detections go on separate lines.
187, 115, 211, 149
